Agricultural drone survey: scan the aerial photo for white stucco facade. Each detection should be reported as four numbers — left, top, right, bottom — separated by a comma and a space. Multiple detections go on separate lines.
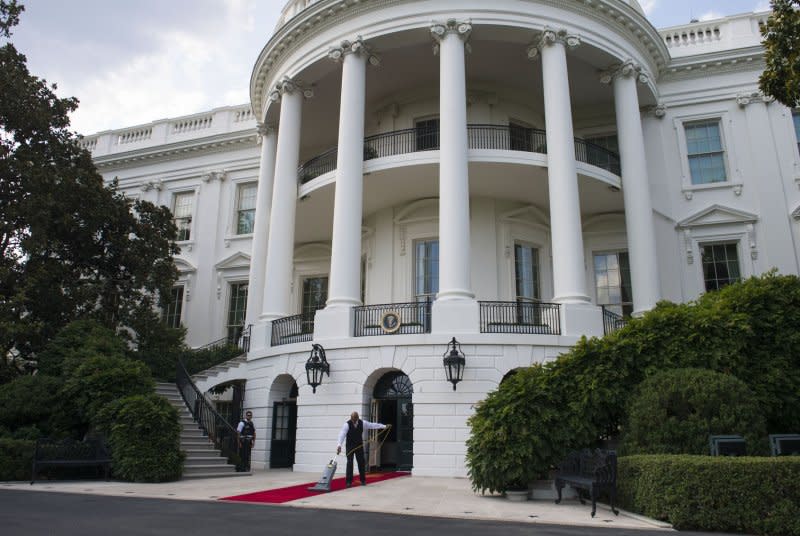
84, 1, 800, 476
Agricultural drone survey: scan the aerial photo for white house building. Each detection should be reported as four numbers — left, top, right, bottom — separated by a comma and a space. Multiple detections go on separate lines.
83, 0, 800, 476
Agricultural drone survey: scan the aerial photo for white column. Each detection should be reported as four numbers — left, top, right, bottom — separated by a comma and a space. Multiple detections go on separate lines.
261, 80, 306, 320
530, 29, 589, 304
430, 20, 478, 334
529, 29, 601, 336
326, 40, 369, 309
605, 62, 661, 315
433, 20, 473, 301
245, 124, 277, 327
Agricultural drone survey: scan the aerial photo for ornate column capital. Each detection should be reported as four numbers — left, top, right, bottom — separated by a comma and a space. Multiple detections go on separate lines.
202, 170, 227, 183
599, 60, 650, 85
736, 91, 774, 107
527, 28, 580, 60
430, 19, 472, 54
328, 36, 381, 66
268, 77, 314, 103
256, 122, 276, 143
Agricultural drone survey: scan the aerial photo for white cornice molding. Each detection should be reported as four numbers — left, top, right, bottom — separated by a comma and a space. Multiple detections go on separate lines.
250, 0, 669, 115
660, 46, 765, 82
93, 130, 259, 170
675, 204, 759, 229
735, 91, 774, 107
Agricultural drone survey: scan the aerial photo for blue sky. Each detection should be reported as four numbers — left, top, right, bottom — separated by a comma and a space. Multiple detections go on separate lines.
5, 0, 772, 135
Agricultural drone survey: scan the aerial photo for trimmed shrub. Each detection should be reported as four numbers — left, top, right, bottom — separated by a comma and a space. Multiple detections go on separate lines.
0, 438, 35, 481
618, 455, 800, 536
622, 368, 766, 455
61, 355, 154, 430
467, 365, 575, 493
108, 394, 184, 482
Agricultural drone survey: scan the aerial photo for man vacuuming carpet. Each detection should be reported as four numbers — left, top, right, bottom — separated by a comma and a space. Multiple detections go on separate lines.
336, 411, 389, 488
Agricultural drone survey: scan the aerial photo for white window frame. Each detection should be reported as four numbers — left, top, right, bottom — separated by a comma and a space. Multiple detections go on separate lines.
163, 285, 185, 329
688, 231, 750, 297
698, 241, 742, 292
673, 111, 742, 197
170, 189, 196, 245
233, 181, 258, 236
513, 241, 542, 302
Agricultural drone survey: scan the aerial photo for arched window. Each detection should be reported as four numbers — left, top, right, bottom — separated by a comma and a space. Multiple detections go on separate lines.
373, 371, 413, 399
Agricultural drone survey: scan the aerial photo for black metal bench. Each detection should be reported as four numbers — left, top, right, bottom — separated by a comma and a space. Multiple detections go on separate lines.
31, 438, 112, 484
554, 448, 619, 517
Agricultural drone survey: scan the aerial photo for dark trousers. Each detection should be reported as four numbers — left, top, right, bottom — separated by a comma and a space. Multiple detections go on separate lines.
239, 436, 253, 472
345, 444, 366, 485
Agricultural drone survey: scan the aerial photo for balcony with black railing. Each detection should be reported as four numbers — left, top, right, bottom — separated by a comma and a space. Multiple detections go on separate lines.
297, 124, 621, 183
601, 305, 628, 335
271, 313, 314, 346
479, 300, 561, 335
353, 300, 432, 337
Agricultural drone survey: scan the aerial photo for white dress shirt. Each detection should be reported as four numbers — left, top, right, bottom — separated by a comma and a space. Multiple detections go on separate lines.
337, 419, 386, 449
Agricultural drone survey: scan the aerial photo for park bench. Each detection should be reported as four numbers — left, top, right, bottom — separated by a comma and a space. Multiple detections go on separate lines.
554, 448, 619, 517
31, 438, 112, 484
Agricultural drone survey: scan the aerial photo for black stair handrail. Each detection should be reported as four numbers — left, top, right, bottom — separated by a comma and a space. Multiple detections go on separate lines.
175, 355, 241, 467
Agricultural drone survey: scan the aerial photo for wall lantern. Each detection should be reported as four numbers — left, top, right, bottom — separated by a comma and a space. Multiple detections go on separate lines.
305, 343, 330, 394
442, 337, 466, 391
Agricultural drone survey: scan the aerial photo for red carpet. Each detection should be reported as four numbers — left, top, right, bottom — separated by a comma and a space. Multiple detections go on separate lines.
219, 471, 410, 504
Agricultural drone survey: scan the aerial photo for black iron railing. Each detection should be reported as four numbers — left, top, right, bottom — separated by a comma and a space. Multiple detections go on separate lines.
602, 305, 628, 335
193, 324, 251, 354
353, 300, 432, 337
176, 356, 241, 467
271, 313, 313, 346
297, 124, 621, 183
479, 300, 561, 335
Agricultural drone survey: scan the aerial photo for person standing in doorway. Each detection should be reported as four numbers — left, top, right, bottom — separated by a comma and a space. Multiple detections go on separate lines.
336, 411, 388, 487
237, 410, 256, 472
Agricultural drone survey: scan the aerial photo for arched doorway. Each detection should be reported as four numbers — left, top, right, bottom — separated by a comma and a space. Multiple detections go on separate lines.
371, 371, 413, 471
269, 380, 298, 468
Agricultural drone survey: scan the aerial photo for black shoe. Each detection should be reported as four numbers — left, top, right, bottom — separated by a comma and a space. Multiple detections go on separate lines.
361, 481, 366, 486
346, 482, 352, 488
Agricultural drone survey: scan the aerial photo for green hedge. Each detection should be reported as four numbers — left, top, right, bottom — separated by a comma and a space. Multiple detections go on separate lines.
0, 438, 34, 481
108, 394, 184, 482
618, 455, 800, 536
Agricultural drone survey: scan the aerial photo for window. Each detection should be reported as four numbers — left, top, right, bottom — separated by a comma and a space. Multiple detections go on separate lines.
227, 282, 248, 342
301, 277, 328, 334
173, 192, 194, 241
163, 286, 184, 329
236, 183, 257, 235
509, 122, 533, 152
514, 244, 540, 302
585, 134, 620, 171
414, 239, 439, 301
684, 120, 727, 184
594, 251, 633, 317
415, 118, 439, 151
793, 111, 800, 155
701, 243, 740, 291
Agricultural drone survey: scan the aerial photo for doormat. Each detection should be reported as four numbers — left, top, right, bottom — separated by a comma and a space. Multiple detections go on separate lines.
219, 471, 410, 504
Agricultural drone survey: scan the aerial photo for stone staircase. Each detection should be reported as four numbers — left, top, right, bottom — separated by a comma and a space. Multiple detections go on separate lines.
155, 382, 249, 479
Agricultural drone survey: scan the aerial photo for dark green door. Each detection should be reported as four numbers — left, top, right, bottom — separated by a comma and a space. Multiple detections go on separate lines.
373, 371, 413, 471
270, 401, 297, 468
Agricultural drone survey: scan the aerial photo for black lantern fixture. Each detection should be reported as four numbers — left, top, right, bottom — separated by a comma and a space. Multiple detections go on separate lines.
305, 343, 330, 394
442, 337, 466, 391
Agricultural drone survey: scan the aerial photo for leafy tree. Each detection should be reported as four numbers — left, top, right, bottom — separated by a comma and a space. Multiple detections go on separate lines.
35, 319, 127, 376
0, 2, 180, 362
760, 0, 800, 107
